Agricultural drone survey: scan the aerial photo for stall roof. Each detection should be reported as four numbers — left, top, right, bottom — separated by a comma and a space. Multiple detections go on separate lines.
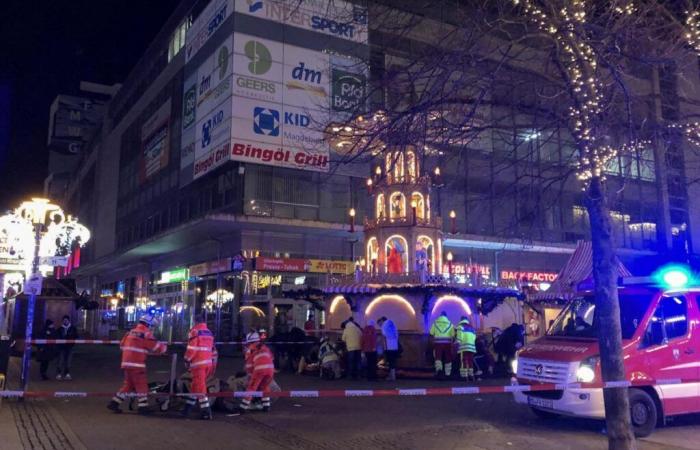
14, 278, 80, 300
532, 241, 632, 301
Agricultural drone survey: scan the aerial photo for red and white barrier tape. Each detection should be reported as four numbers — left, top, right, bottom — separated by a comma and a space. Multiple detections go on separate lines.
27, 339, 316, 346
0, 378, 694, 399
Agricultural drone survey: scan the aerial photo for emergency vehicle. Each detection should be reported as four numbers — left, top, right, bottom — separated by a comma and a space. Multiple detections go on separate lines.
511, 267, 700, 437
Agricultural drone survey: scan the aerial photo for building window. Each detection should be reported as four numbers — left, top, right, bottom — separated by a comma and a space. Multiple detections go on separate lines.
168, 16, 192, 62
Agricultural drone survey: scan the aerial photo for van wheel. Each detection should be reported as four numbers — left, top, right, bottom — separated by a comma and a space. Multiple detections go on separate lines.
629, 389, 657, 438
530, 407, 560, 419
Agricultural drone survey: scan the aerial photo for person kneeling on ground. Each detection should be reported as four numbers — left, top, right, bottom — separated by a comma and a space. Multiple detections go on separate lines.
240, 332, 274, 412
318, 336, 342, 380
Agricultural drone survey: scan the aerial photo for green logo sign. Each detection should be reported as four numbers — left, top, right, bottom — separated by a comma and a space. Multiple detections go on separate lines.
218, 46, 229, 80
331, 69, 366, 112
158, 268, 189, 284
244, 40, 271, 75
183, 85, 197, 129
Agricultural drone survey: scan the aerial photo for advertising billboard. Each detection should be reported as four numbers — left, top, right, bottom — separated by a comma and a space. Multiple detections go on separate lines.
140, 99, 171, 182
235, 0, 368, 44
181, 0, 368, 182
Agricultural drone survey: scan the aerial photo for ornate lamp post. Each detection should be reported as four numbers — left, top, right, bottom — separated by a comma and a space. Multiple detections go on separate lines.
15, 198, 64, 391
0, 198, 90, 391
446, 251, 454, 282
449, 210, 457, 234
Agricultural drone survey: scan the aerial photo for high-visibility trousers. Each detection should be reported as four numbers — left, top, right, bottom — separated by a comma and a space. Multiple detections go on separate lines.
186, 366, 211, 410
460, 351, 475, 377
114, 368, 148, 408
433, 342, 453, 373
242, 371, 274, 409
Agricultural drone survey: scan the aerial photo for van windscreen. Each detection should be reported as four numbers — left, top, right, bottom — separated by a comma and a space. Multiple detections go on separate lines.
548, 294, 652, 339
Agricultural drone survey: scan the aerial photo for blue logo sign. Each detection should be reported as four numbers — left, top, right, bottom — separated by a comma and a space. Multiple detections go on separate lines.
202, 121, 211, 147
248, 0, 263, 13
253, 107, 279, 136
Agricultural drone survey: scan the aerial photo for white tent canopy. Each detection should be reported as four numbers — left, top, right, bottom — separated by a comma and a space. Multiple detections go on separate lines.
533, 241, 632, 301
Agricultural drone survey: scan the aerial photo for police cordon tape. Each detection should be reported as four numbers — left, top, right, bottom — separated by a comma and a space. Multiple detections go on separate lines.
27, 339, 313, 346
0, 378, 695, 399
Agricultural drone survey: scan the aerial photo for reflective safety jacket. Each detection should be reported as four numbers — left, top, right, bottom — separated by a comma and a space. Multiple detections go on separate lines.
319, 341, 339, 364
455, 320, 476, 353
120, 323, 167, 369
244, 347, 254, 375
430, 315, 455, 343
184, 323, 214, 369
251, 344, 275, 375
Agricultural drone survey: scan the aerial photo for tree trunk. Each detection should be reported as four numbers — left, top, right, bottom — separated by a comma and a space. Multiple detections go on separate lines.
586, 177, 636, 450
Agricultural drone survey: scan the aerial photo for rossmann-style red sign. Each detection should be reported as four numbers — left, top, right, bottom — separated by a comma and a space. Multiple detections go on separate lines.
255, 257, 309, 272
500, 270, 557, 282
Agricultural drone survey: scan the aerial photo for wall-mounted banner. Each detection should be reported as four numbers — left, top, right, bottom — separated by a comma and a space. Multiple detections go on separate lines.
500, 270, 558, 282
255, 257, 353, 274
235, 0, 368, 44
186, 0, 234, 62
140, 99, 171, 182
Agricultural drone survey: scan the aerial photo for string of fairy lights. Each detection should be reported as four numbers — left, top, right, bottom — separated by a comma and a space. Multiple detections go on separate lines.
685, 10, 700, 54
513, 0, 637, 182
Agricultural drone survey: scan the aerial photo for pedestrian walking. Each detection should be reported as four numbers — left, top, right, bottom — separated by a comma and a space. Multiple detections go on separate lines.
361, 320, 378, 380
240, 331, 274, 412
429, 311, 455, 378
56, 315, 78, 380
455, 316, 477, 381
341, 316, 362, 379
36, 319, 57, 380
377, 316, 399, 381
107, 314, 167, 415
182, 314, 215, 420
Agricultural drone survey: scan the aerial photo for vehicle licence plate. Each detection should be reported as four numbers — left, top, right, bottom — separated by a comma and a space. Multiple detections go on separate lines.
527, 396, 554, 410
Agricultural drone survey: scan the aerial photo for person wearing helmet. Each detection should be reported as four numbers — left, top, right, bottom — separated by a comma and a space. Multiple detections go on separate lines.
455, 316, 477, 381
107, 314, 167, 414
182, 313, 215, 420
240, 331, 275, 412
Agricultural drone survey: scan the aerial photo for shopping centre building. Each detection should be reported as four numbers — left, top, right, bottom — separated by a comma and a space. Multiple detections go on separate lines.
57, 0, 700, 339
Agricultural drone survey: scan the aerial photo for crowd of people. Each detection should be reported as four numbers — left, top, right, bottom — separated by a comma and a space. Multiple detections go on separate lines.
317, 315, 400, 381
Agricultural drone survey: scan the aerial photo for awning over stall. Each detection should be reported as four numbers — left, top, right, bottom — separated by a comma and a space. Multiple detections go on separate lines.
532, 241, 632, 301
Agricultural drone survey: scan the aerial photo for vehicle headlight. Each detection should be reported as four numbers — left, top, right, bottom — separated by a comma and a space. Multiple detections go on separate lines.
576, 356, 599, 383
511, 357, 518, 375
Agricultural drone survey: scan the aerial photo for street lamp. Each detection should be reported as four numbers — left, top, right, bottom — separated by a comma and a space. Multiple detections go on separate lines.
349, 208, 356, 233
449, 210, 456, 234
14, 198, 65, 391
366, 178, 373, 194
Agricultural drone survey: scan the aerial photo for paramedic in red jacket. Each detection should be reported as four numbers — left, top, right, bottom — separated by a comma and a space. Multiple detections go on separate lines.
182, 314, 215, 420
107, 314, 167, 414
240, 331, 274, 412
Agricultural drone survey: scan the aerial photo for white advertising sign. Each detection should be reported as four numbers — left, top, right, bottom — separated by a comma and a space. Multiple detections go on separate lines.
232, 36, 284, 104
40, 256, 69, 267
235, 0, 368, 44
282, 44, 330, 110
25, 272, 43, 295
196, 38, 234, 116
186, 0, 234, 62
195, 98, 233, 160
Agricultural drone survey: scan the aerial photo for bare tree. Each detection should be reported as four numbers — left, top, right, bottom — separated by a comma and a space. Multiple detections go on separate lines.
323, 2, 696, 447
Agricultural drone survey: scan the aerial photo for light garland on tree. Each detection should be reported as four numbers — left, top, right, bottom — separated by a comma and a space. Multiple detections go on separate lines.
685, 10, 700, 54
669, 121, 700, 148
513, 0, 637, 182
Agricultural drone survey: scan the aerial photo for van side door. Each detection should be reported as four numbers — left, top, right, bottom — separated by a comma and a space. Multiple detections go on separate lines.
640, 294, 699, 415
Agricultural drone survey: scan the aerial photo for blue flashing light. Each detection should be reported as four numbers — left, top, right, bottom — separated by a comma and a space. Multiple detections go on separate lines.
653, 265, 693, 289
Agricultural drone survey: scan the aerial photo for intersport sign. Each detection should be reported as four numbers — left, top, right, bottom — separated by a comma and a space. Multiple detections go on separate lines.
236, 0, 368, 44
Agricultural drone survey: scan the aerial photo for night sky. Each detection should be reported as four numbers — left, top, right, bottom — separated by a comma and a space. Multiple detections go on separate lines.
0, 0, 180, 210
